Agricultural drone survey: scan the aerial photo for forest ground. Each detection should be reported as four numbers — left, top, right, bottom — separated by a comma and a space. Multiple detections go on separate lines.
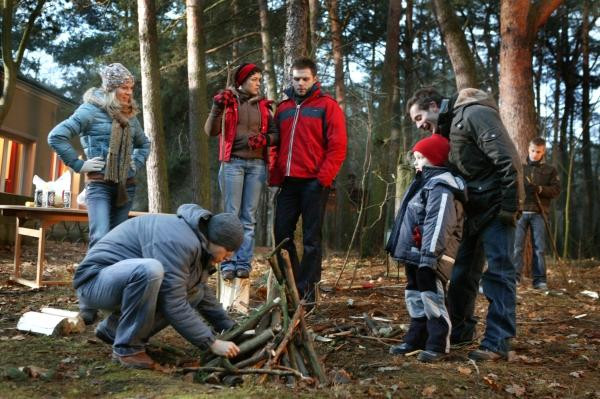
0, 241, 598, 399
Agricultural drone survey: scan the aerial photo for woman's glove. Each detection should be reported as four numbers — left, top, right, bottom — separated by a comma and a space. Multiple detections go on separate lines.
79, 157, 105, 173
248, 134, 268, 150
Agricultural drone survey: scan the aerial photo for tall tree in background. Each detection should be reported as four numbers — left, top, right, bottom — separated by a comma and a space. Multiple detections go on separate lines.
258, 0, 277, 100
431, 0, 479, 89
308, 0, 319, 58
580, 0, 594, 255
499, 0, 564, 155
186, 0, 211, 207
138, 0, 170, 212
361, 0, 401, 256
327, 0, 345, 109
0, 0, 46, 125
283, 0, 308, 80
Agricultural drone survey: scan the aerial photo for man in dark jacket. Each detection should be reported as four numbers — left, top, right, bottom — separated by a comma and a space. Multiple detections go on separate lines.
74, 204, 244, 369
407, 87, 524, 361
270, 57, 347, 303
513, 137, 560, 290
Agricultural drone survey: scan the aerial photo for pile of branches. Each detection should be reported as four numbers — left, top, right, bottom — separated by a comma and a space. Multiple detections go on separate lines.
188, 242, 328, 386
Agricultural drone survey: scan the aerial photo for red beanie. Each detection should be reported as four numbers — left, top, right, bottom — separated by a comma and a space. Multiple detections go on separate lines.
412, 134, 450, 167
235, 63, 258, 86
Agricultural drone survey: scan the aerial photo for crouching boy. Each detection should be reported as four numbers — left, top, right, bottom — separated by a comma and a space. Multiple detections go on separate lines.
74, 204, 244, 369
386, 134, 466, 362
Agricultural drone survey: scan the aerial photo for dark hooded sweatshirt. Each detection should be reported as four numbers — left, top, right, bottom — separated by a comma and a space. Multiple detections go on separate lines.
73, 204, 234, 349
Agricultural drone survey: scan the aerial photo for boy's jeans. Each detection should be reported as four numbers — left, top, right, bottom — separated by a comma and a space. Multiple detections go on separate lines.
76, 258, 164, 356
218, 158, 266, 272
86, 182, 136, 248
513, 212, 547, 285
448, 216, 517, 355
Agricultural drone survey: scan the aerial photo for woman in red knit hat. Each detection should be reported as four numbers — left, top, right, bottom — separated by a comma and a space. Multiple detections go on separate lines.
204, 63, 278, 280
385, 133, 467, 362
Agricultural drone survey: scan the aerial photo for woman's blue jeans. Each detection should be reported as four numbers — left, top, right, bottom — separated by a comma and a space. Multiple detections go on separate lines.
218, 158, 266, 272
86, 182, 136, 248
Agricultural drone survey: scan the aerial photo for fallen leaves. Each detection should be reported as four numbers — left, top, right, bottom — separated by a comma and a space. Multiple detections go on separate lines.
421, 385, 437, 397
457, 366, 472, 375
505, 383, 526, 397
569, 370, 585, 378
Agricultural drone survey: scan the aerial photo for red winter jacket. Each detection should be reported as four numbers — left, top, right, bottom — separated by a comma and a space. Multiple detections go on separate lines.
207, 89, 274, 162
270, 83, 347, 187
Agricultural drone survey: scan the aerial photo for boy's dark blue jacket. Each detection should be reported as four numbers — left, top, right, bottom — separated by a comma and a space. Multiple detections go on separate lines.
385, 166, 467, 281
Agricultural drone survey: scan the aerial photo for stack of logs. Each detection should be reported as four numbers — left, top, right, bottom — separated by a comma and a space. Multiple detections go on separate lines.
191, 241, 328, 386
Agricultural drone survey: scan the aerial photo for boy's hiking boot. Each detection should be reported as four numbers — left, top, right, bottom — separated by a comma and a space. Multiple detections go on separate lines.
112, 352, 156, 369
468, 348, 504, 361
417, 350, 447, 363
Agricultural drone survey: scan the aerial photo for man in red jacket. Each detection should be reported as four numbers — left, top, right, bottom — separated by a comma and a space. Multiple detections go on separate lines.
270, 57, 347, 304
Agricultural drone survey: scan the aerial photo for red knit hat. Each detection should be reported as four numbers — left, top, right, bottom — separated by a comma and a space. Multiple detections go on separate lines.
412, 134, 450, 167
235, 63, 259, 86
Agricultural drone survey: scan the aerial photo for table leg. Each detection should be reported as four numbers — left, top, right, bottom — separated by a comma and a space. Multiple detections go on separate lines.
35, 222, 47, 288
14, 216, 22, 279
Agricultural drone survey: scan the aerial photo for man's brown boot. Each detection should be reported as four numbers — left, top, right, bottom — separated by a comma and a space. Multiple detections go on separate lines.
112, 351, 156, 369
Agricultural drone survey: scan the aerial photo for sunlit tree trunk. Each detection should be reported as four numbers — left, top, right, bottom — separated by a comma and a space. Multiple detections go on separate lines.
499, 0, 563, 156
186, 0, 211, 207
138, 0, 170, 212
327, 0, 344, 109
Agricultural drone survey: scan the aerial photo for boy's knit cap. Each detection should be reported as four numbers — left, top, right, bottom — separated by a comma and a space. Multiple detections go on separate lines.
412, 134, 450, 167
207, 213, 244, 251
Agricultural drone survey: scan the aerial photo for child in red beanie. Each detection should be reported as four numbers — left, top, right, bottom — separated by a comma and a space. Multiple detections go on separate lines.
385, 133, 467, 362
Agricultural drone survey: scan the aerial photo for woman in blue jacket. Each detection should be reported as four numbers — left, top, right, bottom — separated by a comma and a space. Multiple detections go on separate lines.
48, 63, 150, 249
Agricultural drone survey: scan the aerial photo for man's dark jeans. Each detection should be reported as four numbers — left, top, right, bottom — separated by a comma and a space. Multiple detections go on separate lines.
448, 216, 517, 355
513, 212, 547, 286
274, 178, 329, 301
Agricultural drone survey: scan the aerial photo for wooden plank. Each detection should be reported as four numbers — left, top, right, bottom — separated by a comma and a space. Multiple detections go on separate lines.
17, 226, 42, 238
10, 276, 40, 289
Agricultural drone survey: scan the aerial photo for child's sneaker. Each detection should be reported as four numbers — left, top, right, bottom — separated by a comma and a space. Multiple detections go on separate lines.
389, 342, 422, 355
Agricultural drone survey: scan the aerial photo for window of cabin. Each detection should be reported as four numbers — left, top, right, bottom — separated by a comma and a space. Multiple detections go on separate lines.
0, 136, 25, 194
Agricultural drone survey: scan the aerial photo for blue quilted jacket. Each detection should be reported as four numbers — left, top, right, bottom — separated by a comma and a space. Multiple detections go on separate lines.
385, 167, 467, 281
47, 99, 150, 178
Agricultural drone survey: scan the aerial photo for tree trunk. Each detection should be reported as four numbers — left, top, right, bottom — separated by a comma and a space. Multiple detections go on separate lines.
580, 0, 594, 256
308, 0, 319, 58
0, 0, 46, 125
499, 0, 564, 156
138, 0, 170, 212
361, 0, 401, 256
186, 0, 211, 207
431, 0, 479, 90
327, 0, 344, 109
258, 0, 277, 100
283, 0, 308, 84
231, 0, 240, 59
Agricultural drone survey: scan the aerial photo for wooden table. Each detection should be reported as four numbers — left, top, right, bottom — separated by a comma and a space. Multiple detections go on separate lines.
0, 205, 144, 288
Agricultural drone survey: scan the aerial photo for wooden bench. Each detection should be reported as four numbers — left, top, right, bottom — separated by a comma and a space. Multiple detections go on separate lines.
0, 205, 145, 288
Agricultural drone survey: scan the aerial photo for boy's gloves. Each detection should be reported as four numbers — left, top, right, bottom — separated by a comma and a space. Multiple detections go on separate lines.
498, 209, 518, 227
412, 226, 422, 248
248, 134, 268, 150
79, 157, 105, 173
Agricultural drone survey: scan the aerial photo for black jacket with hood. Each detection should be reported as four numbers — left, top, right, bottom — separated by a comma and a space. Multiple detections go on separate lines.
438, 88, 524, 233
